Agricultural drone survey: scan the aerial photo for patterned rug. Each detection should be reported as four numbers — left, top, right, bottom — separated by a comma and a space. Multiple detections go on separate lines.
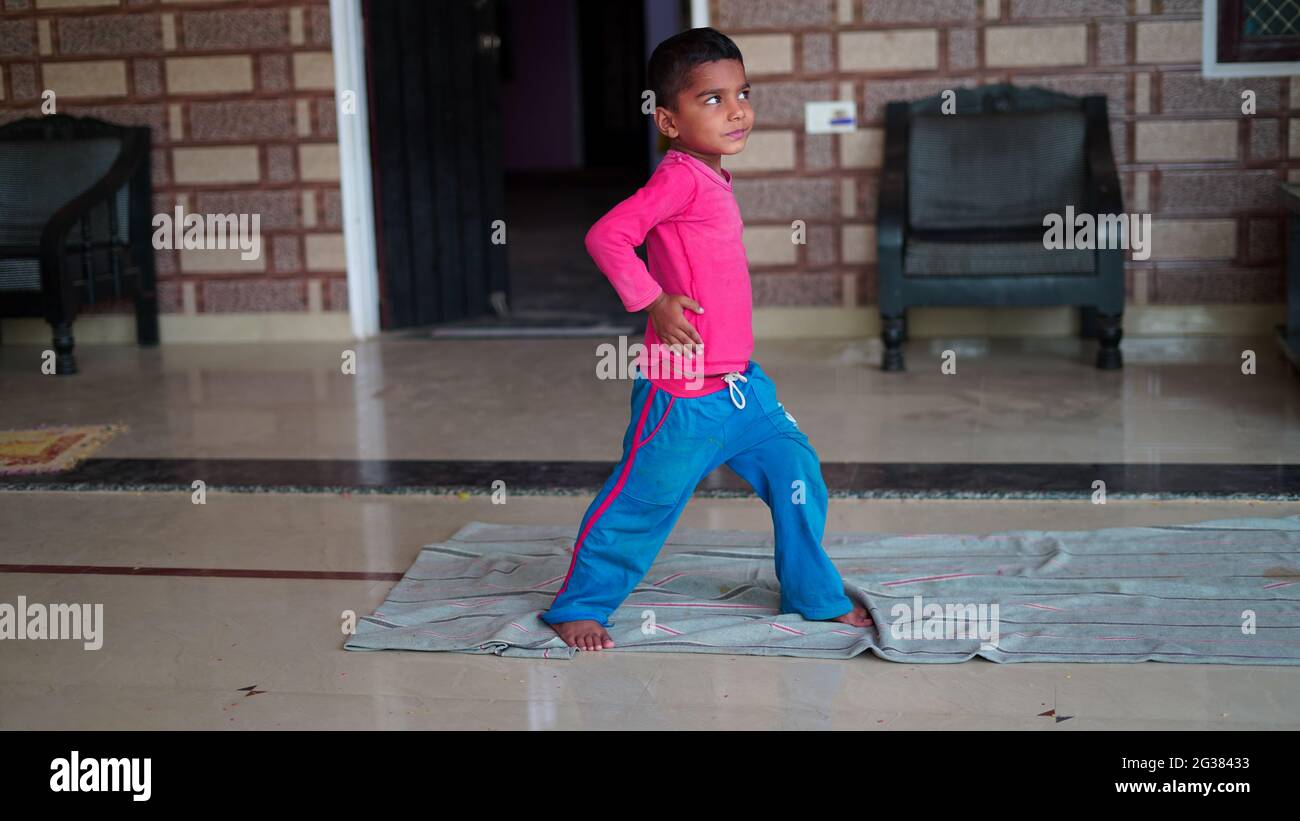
0, 425, 125, 475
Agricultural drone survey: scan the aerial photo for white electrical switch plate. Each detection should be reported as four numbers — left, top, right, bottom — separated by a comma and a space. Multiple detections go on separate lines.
804, 100, 856, 134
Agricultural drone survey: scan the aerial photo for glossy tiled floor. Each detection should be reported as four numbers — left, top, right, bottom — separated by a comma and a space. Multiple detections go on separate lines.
1, 336, 1299, 729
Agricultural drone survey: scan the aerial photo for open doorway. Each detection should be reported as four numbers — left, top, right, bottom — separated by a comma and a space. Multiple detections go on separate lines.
363, 0, 686, 337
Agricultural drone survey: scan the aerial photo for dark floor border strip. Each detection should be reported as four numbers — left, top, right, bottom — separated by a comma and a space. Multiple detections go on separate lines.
0, 564, 404, 581
1, 458, 1298, 500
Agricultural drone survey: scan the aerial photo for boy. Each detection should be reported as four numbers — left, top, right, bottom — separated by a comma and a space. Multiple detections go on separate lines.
542, 27, 870, 650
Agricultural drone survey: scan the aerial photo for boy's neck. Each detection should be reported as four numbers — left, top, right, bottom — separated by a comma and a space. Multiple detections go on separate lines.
669, 143, 724, 178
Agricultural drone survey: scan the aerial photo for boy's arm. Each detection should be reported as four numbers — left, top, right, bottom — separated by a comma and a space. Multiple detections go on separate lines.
584, 163, 697, 313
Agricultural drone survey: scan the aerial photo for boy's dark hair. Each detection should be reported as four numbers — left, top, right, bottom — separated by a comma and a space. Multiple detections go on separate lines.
648, 27, 744, 111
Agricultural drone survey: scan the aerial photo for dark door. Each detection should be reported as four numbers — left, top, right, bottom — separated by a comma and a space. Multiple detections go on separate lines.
364, 0, 508, 329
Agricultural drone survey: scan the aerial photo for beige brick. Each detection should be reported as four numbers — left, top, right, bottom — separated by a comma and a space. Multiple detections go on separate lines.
1135, 72, 1151, 114
37, 20, 52, 56
161, 13, 176, 50
1132, 268, 1148, 305
1134, 171, 1150, 212
1290, 118, 1300, 157
35, 0, 117, 7
840, 177, 856, 217
296, 99, 311, 136
842, 224, 876, 264
840, 128, 883, 169
42, 61, 127, 98
172, 146, 260, 184
839, 30, 938, 72
984, 0, 1001, 19
168, 102, 183, 140
1136, 0, 1151, 12
180, 247, 266, 274
985, 25, 1086, 67
302, 190, 317, 228
1151, 219, 1236, 260
305, 233, 346, 270
1135, 120, 1237, 161
842, 272, 857, 308
725, 131, 795, 171
1289, 169, 1300, 184
289, 8, 305, 46
1290, 81, 1300, 110
307, 279, 323, 312
837, 0, 853, 24
166, 56, 253, 94
1135, 20, 1201, 63
293, 52, 334, 90
744, 225, 799, 265
182, 281, 197, 314
299, 144, 340, 181
730, 34, 793, 75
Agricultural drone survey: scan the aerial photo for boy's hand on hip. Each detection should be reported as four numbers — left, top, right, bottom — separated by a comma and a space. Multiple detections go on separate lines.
646, 293, 704, 356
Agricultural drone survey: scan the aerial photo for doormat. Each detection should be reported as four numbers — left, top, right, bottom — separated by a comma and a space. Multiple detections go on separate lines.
346, 516, 1300, 663
0, 425, 126, 475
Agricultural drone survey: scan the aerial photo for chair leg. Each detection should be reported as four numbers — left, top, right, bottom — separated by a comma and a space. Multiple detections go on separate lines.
49, 319, 78, 375
1095, 312, 1122, 370
136, 290, 159, 346
882, 314, 906, 371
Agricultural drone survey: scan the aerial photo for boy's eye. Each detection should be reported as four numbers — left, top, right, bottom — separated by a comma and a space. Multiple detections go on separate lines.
739, 89, 749, 99
705, 95, 720, 105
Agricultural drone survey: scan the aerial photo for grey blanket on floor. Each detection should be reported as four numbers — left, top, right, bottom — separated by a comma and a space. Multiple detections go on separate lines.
344, 515, 1300, 663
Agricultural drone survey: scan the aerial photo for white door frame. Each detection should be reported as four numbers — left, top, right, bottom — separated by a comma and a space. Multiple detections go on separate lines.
329, 0, 710, 339
329, 0, 380, 339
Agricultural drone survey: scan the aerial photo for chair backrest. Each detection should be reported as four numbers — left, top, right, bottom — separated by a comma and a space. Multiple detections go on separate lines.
0, 137, 125, 248
905, 87, 1089, 232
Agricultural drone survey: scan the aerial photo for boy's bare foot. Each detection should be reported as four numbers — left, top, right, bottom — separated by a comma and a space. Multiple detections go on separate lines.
826, 602, 872, 628
550, 620, 616, 651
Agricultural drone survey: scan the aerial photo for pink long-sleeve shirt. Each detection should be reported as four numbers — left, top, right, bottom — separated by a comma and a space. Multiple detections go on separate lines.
584, 148, 753, 398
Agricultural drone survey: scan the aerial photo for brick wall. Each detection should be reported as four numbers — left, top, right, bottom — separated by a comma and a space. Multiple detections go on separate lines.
714, 0, 1288, 314
0, 0, 345, 323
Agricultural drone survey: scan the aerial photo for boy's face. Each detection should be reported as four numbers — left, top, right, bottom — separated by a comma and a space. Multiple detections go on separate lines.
656, 58, 752, 156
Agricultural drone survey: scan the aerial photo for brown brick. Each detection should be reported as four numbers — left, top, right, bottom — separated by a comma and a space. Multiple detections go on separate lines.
716, 0, 833, 28
194, 190, 300, 231
182, 8, 289, 50
801, 32, 832, 74
1098, 22, 1127, 65
203, 279, 306, 312
1250, 119, 1280, 162
750, 81, 833, 127
751, 272, 840, 307
806, 224, 836, 265
156, 280, 182, 314
9, 62, 36, 99
1248, 218, 1281, 261
320, 189, 342, 228
65, 103, 165, 133
863, 0, 977, 23
804, 134, 834, 171
273, 234, 301, 272
259, 53, 290, 92
0, 18, 35, 57
314, 97, 336, 138
1011, 0, 1126, 16
949, 29, 978, 70
1150, 219, 1236, 260
1158, 170, 1279, 212
1161, 74, 1280, 114
268, 144, 297, 182
133, 58, 161, 97
310, 4, 332, 46
57, 15, 161, 54
1150, 266, 1283, 303
734, 178, 838, 220
328, 277, 348, 311
188, 99, 295, 141
1012, 74, 1126, 117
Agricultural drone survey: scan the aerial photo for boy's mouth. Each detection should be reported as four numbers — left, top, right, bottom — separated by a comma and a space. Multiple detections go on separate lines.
724, 127, 749, 140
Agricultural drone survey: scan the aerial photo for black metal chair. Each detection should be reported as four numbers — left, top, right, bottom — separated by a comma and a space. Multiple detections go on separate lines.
0, 114, 159, 374
876, 84, 1124, 371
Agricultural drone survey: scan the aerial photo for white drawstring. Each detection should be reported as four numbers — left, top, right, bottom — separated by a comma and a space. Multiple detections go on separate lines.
721, 372, 747, 410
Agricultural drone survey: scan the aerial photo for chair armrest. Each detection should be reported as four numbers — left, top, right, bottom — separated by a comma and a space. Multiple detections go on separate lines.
37, 129, 147, 294
877, 101, 909, 254
1084, 96, 1123, 217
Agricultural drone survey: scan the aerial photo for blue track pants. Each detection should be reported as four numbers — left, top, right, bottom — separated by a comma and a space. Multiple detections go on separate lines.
541, 360, 853, 628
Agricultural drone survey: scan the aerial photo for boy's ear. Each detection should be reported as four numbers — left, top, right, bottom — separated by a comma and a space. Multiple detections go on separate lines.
653, 106, 679, 139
